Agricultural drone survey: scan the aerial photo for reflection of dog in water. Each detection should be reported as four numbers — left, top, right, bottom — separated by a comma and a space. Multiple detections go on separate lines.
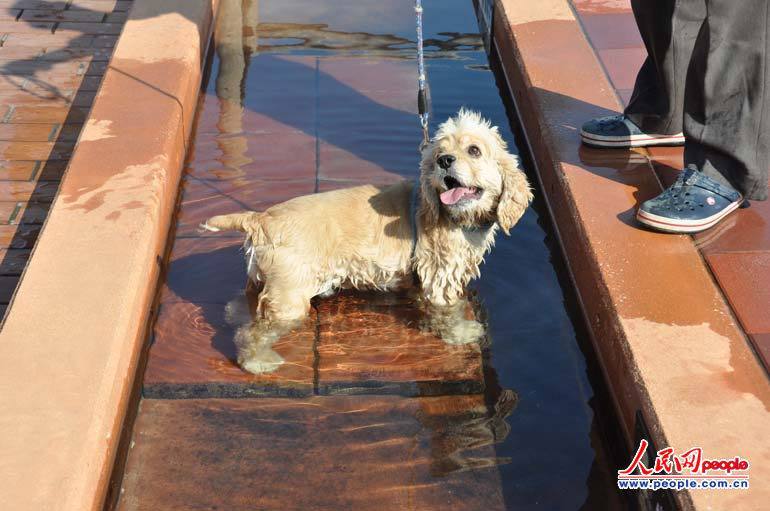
418, 388, 518, 476
417, 293, 519, 476
203, 110, 532, 373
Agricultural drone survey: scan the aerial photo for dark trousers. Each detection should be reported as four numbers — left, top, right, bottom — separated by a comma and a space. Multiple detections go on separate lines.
625, 0, 770, 200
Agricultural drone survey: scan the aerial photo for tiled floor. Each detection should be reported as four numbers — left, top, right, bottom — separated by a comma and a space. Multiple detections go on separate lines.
0, 0, 131, 319
571, 0, 770, 374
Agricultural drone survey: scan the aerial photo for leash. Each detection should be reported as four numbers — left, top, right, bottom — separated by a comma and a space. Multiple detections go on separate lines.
411, 1, 428, 259
410, 4, 494, 258
415, 0, 430, 150
411, 2, 431, 259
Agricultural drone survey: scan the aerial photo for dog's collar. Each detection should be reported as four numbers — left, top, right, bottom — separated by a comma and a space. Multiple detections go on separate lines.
463, 220, 495, 233
410, 179, 420, 259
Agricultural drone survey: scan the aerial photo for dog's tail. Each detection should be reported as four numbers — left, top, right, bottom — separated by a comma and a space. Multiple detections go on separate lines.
200, 212, 261, 234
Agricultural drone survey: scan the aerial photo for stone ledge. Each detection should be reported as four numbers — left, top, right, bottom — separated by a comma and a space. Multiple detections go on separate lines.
0, 1, 217, 510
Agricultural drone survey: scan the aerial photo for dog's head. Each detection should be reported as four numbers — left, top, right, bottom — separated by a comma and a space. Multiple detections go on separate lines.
420, 109, 532, 234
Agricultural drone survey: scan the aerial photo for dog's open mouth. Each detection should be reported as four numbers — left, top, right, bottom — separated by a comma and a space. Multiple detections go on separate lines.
440, 176, 483, 205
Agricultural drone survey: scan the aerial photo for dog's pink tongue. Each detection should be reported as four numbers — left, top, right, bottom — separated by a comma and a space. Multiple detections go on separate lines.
440, 187, 474, 205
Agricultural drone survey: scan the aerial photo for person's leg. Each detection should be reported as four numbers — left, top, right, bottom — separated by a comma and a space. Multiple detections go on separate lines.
683, 0, 770, 201
636, 0, 768, 233
625, 0, 706, 135
581, 0, 705, 147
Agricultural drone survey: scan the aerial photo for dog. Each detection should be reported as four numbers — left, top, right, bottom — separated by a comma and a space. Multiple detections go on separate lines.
202, 109, 532, 370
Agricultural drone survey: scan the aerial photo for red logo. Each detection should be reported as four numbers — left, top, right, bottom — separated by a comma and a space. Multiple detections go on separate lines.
619, 440, 750, 477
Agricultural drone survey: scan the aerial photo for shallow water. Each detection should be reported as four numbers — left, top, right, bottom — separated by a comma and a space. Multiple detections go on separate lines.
121, 1, 629, 509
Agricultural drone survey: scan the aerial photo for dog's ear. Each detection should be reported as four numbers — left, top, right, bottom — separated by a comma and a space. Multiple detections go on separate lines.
496, 151, 533, 235
418, 141, 441, 227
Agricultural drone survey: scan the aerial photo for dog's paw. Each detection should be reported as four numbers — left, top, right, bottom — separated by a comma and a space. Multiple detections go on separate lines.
442, 318, 484, 345
239, 351, 285, 374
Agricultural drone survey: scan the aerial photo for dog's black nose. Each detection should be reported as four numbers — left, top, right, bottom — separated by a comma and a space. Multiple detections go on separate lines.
437, 154, 456, 170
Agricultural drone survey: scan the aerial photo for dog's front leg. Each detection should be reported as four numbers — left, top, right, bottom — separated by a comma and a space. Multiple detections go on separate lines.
422, 300, 485, 345
420, 283, 484, 345
417, 260, 485, 345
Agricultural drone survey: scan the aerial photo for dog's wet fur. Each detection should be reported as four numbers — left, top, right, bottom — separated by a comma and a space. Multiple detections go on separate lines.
203, 110, 532, 373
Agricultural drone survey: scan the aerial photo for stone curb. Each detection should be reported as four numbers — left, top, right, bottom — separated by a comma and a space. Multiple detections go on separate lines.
0, 1, 217, 509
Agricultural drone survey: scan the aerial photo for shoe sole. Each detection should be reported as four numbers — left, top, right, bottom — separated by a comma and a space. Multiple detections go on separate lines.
636, 199, 743, 234
581, 131, 685, 148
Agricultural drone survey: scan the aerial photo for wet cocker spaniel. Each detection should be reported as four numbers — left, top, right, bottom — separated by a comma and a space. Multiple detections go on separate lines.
203, 110, 532, 369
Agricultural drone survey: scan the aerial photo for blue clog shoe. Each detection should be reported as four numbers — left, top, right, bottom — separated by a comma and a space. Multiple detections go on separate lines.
637, 168, 743, 233
581, 114, 684, 148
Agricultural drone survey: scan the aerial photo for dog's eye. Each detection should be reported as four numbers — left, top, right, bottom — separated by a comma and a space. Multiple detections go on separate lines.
467, 145, 481, 157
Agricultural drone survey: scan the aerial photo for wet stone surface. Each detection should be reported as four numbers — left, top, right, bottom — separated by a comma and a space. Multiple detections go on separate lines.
117, 396, 513, 511
316, 292, 485, 396
144, 300, 318, 399
145, 290, 486, 399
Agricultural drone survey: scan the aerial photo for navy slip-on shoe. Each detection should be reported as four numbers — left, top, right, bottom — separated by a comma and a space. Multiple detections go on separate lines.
581, 114, 685, 148
636, 168, 743, 234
